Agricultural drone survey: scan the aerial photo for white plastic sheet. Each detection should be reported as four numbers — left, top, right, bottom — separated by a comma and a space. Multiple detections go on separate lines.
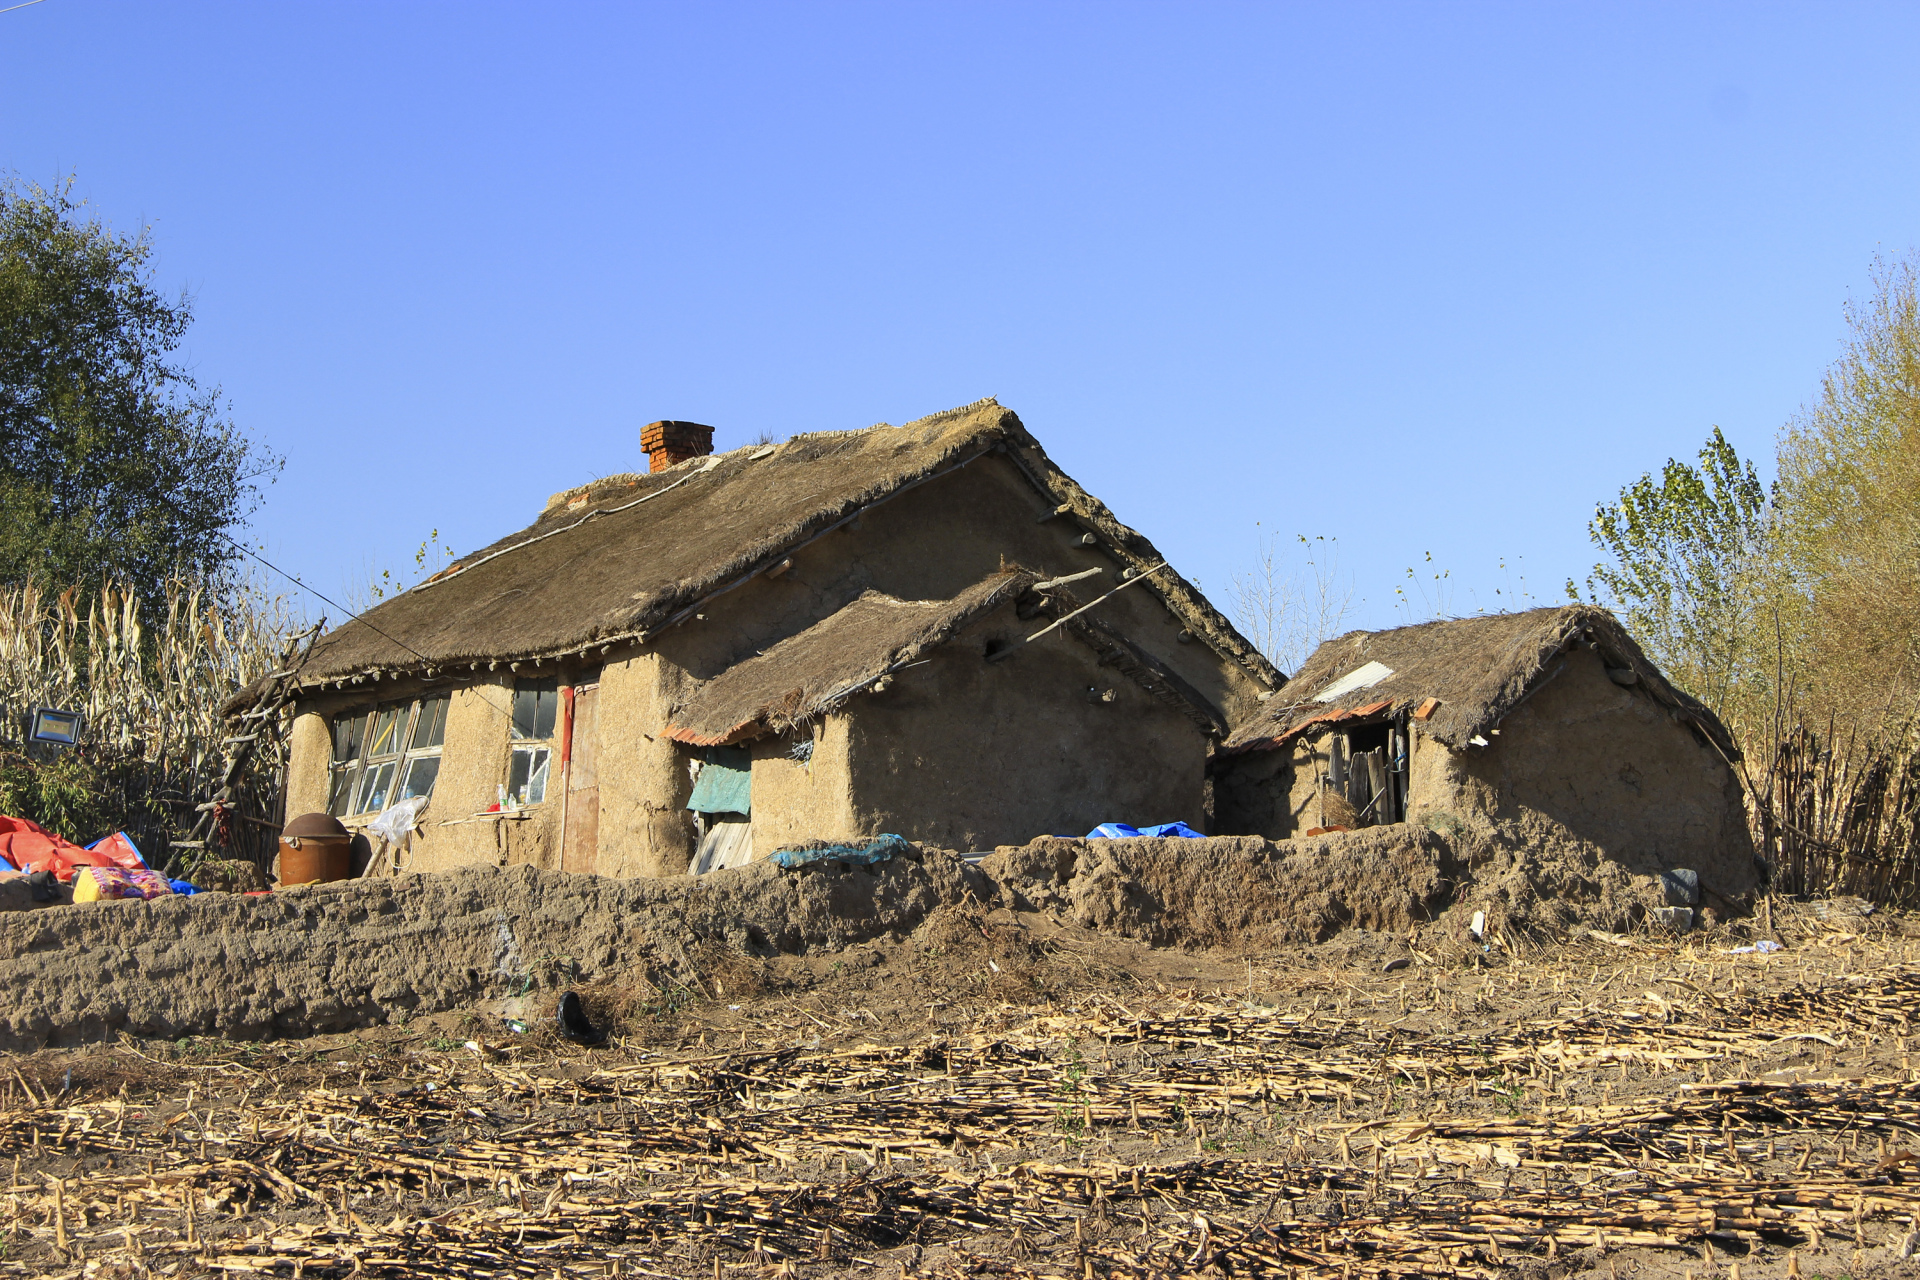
368, 794, 430, 847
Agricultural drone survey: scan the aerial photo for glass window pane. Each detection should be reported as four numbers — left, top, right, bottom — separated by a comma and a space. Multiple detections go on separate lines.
513, 680, 558, 740
366, 707, 403, 758
509, 745, 550, 805
398, 756, 440, 801
327, 766, 357, 816
410, 695, 449, 749
333, 714, 368, 763
357, 760, 397, 815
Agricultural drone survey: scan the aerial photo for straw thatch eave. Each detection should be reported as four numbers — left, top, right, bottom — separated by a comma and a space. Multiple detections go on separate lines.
1221, 605, 1738, 760
662, 569, 1227, 748
267, 399, 1282, 706
661, 572, 1032, 746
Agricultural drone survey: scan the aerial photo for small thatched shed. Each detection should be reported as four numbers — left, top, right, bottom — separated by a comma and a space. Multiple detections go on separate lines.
263, 400, 1279, 878
1212, 606, 1758, 914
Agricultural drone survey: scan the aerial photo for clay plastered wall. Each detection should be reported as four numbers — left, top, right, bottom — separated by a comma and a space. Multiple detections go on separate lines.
407, 679, 539, 874
843, 607, 1209, 850
1209, 731, 1361, 839
1209, 744, 1289, 840
593, 651, 700, 878
284, 680, 534, 877
1424, 647, 1756, 897
749, 717, 858, 853
1282, 737, 1338, 835
286, 712, 332, 819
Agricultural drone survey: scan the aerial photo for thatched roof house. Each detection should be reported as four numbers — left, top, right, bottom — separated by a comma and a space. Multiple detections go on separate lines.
273, 400, 1279, 877
1212, 606, 1757, 912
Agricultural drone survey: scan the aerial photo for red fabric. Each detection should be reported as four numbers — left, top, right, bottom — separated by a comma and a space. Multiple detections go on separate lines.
0, 816, 132, 882
87, 831, 148, 873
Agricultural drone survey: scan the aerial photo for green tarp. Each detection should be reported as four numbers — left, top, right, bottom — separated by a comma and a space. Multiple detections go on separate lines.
686, 745, 751, 816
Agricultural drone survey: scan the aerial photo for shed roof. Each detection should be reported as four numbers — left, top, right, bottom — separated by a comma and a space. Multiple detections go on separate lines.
278, 399, 1278, 697
663, 569, 1228, 746
662, 572, 1030, 746
1221, 605, 1738, 759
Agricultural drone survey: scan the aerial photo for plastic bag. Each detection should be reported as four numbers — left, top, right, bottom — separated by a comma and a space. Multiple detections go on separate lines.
1085, 821, 1205, 839
368, 795, 430, 847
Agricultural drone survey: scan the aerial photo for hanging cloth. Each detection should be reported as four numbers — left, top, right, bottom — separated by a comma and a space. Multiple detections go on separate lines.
686, 745, 752, 816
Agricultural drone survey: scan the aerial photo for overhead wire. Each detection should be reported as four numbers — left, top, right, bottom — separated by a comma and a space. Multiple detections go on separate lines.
12, 416, 434, 672
9, 418, 699, 840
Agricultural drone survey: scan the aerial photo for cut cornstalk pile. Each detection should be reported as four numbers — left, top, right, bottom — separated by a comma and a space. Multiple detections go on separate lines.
6, 961, 1920, 1277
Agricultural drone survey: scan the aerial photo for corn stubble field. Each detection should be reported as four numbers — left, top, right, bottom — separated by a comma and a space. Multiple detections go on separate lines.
6, 902, 1920, 1280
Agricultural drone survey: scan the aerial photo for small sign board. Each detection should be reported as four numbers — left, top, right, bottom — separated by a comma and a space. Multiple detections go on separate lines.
29, 707, 82, 746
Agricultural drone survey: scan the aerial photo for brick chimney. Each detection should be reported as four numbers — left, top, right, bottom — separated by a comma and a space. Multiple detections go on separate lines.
641, 420, 716, 472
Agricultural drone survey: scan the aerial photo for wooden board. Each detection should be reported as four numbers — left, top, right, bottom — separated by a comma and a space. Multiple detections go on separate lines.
561, 685, 600, 874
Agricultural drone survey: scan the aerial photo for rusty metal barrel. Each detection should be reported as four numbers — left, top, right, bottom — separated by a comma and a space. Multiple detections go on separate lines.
278, 812, 352, 885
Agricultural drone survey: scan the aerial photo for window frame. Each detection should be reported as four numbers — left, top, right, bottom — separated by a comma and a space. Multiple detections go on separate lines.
327, 693, 450, 819
507, 678, 558, 807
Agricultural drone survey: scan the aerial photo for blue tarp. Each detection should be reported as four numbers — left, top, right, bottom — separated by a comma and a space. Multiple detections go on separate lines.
772, 833, 909, 870
686, 746, 752, 816
1085, 821, 1204, 839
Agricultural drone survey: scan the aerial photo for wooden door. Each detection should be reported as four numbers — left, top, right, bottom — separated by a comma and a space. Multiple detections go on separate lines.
561, 684, 600, 874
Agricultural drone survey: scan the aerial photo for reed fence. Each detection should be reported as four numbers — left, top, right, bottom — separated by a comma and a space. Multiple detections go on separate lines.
1751, 715, 1920, 906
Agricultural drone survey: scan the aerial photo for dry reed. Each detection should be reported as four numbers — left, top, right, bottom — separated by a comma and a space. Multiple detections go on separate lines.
0, 576, 300, 869
1752, 716, 1920, 906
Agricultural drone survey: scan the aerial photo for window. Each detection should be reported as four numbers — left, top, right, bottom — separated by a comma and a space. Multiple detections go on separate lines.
508, 678, 557, 806
328, 695, 450, 817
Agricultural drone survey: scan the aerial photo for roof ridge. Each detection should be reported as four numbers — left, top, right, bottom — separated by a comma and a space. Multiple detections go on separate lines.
899, 396, 1000, 431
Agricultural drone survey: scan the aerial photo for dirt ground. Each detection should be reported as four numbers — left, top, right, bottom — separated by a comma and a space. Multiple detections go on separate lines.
5, 896, 1920, 1279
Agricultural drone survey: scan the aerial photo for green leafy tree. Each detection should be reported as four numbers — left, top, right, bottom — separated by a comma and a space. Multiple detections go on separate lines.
0, 178, 279, 602
1572, 426, 1773, 727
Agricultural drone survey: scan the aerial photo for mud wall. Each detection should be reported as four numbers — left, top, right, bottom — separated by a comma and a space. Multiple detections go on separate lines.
0, 828, 1474, 1051
1426, 648, 1757, 902
844, 609, 1211, 851
0, 851, 987, 1053
285, 677, 545, 878
985, 827, 1459, 947
593, 651, 701, 879
749, 718, 857, 853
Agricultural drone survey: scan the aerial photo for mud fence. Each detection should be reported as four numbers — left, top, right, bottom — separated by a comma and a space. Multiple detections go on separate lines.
1, 822, 1694, 1051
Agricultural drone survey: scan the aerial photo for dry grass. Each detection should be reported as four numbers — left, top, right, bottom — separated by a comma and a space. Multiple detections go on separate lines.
0, 575, 299, 868
4, 899, 1919, 1278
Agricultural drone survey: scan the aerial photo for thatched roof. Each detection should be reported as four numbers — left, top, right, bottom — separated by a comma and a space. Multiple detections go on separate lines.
663, 569, 1228, 746
663, 573, 1030, 746
280, 399, 1278, 697
1221, 605, 1739, 759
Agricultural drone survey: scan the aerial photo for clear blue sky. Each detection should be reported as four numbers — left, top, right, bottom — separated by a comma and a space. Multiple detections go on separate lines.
6, 2, 1917, 645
